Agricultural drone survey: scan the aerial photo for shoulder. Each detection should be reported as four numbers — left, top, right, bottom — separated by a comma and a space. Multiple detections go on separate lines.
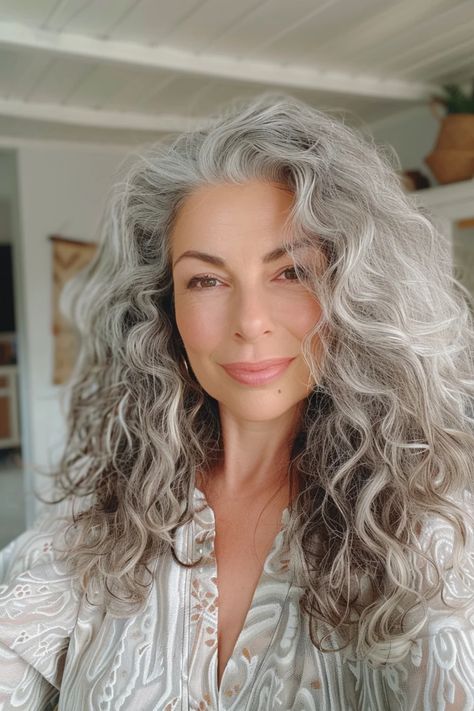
350, 491, 474, 708
1, 510, 65, 581
414, 487, 474, 614
0, 508, 83, 690
417, 487, 474, 556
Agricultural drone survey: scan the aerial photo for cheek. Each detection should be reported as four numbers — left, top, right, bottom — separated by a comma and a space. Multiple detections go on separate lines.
175, 298, 225, 352
280, 294, 323, 338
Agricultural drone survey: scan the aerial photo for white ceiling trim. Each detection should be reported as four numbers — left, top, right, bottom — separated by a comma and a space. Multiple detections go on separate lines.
0, 133, 136, 151
0, 97, 197, 131
0, 20, 438, 101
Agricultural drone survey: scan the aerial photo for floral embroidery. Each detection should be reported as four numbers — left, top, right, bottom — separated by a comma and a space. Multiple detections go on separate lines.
13, 583, 31, 598
190, 573, 218, 653
223, 682, 241, 697
204, 623, 217, 649
197, 692, 212, 709
190, 576, 218, 618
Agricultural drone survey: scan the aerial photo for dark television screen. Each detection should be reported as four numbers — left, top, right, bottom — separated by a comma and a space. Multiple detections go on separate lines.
0, 244, 15, 332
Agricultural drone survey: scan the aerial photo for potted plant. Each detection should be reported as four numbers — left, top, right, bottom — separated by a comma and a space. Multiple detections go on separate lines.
424, 79, 474, 185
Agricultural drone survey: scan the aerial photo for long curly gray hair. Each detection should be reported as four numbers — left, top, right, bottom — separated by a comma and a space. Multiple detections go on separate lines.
39, 91, 474, 668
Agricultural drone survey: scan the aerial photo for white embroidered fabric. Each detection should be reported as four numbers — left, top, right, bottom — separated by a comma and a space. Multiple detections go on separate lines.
0, 488, 473, 710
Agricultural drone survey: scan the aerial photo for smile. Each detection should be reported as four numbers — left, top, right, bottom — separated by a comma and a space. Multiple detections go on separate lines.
221, 358, 295, 386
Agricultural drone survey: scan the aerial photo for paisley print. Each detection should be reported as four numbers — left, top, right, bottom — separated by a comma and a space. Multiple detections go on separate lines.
0, 488, 473, 710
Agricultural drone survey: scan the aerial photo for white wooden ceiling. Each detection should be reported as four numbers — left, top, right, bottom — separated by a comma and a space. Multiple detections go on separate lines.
0, 0, 473, 144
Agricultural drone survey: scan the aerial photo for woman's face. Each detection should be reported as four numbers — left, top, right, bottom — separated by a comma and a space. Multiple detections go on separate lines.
170, 180, 323, 422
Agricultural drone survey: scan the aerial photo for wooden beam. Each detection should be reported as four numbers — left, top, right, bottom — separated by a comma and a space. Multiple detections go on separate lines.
0, 20, 439, 101
0, 98, 197, 132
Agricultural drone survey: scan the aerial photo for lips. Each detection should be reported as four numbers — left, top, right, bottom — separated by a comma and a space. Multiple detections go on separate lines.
221, 357, 295, 372
221, 357, 295, 386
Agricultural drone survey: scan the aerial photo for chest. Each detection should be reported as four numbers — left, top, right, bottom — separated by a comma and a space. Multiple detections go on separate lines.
211, 506, 285, 690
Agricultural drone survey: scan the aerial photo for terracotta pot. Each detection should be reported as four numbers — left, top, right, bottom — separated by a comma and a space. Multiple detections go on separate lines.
424, 148, 474, 184
434, 113, 474, 150
425, 104, 474, 183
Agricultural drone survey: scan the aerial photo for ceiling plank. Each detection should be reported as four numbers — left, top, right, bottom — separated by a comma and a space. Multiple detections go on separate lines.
0, 20, 438, 100
0, 97, 198, 131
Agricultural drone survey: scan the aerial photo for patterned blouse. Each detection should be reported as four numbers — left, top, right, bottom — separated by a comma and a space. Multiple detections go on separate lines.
0, 486, 473, 710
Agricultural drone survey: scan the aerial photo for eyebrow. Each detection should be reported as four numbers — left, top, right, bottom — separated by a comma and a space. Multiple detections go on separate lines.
172, 240, 307, 269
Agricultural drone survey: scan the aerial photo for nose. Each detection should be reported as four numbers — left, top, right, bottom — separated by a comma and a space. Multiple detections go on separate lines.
231, 285, 274, 341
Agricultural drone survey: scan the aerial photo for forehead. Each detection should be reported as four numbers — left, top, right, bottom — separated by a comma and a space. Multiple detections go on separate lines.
170, 180, 295, 246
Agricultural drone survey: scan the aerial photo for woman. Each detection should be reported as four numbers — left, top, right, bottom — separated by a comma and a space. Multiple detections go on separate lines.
1, 92, 473, 710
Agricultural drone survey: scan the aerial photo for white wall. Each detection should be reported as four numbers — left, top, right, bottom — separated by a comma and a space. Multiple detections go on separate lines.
368, 104, 441, 187
13, 141, 129, 524
0, 150, 17, 246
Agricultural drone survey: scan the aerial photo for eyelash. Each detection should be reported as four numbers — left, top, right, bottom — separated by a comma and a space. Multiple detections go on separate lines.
186, 266, 305, 290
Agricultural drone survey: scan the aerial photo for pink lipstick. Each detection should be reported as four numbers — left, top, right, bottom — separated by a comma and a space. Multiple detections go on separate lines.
221, 357, 295, 386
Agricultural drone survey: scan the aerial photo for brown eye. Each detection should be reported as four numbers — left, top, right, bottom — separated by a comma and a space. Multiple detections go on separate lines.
281, 267, 299, 280
186, 275, 222, 289
280, 266, 309, 282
